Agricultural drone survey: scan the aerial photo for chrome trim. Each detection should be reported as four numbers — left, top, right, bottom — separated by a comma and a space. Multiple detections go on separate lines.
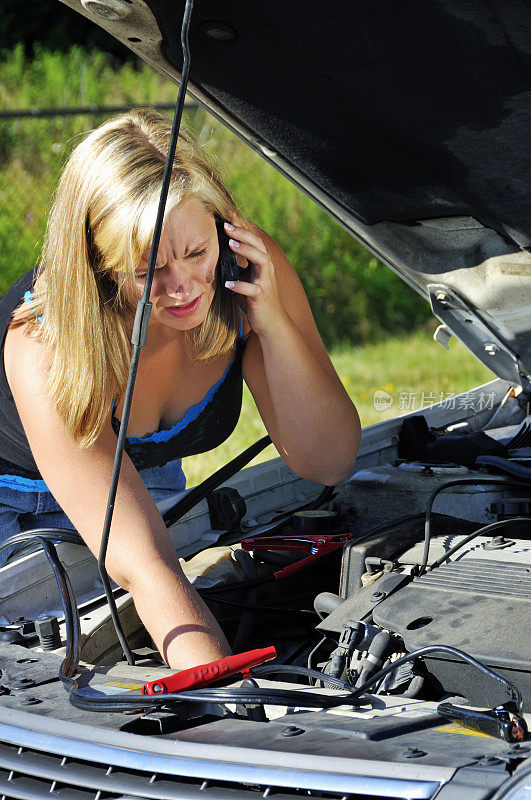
0, 708, 447, 799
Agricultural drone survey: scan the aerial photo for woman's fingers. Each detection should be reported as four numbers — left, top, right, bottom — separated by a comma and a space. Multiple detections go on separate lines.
223, 217, 285, 335
225, 279, 262, 298
228, 239, 269, 274
225, 221, 268, 255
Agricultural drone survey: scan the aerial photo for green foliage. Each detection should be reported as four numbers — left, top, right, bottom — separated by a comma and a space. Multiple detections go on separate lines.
0, 46, 432, 346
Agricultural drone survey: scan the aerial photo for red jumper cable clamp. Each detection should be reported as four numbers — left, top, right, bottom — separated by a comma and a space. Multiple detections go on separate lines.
141, 646, 277, 695
241, 532, 354, 579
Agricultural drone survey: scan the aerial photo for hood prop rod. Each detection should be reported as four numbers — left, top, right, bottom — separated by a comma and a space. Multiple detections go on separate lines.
97, 0, 195, 667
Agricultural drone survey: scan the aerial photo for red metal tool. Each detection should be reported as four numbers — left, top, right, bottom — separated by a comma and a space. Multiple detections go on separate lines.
141, 646, 277, 695
241, 532, 353, 580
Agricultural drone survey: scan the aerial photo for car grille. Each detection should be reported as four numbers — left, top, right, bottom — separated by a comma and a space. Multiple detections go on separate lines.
0, 739, 429, 800
0, 741, 393, 800
0, 703, 444, 800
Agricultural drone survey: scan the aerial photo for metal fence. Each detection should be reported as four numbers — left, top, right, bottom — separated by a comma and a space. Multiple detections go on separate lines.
0, 102, 198, 120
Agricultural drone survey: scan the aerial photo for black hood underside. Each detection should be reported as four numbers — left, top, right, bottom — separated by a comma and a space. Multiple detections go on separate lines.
59, 0, 531, 382
153, 0, 530, 247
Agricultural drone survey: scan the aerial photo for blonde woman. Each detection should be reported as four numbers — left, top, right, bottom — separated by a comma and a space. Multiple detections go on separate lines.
0, 109, 360, 669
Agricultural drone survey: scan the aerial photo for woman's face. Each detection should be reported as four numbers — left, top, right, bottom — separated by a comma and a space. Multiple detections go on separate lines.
134, 198, 219, 334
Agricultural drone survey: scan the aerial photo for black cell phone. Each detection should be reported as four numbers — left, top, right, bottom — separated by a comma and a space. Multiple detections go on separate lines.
215, 217, 241, 284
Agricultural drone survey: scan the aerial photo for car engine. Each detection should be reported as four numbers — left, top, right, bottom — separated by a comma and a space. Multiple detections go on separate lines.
201, 455, 531, 714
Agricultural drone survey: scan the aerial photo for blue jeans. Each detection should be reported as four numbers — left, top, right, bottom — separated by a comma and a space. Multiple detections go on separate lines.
0, 460, 186, 567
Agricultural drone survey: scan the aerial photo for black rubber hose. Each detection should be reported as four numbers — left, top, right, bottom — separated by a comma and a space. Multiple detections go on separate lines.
0, 527, 82, 557
34, 537, 80, 686
0, 529, 84, 682
429, 517, 531, 570
402, 674, 425, 698
313, 591, 342, 619
352, 645, 522, 710
327, 648, 348, 681
354, 630, 391, 689
1, 527, 82, 683
419, 478, 531, 575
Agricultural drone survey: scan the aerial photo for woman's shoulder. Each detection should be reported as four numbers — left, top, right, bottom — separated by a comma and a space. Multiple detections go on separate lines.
4, 323, 51, 400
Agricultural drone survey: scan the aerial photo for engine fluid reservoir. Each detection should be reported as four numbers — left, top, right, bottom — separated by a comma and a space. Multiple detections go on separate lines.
334, 464, 517, 536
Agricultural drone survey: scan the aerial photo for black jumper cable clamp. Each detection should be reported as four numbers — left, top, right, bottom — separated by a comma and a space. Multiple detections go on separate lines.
437, 701, 528, 743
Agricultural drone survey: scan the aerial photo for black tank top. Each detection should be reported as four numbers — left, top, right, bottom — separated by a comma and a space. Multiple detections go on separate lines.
0, 270, 245, 480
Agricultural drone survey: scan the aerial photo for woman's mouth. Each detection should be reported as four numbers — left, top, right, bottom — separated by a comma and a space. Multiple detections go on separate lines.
163, 296, 201, 319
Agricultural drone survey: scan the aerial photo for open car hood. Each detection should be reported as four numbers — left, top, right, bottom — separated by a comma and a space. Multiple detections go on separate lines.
61, 0, 531, 386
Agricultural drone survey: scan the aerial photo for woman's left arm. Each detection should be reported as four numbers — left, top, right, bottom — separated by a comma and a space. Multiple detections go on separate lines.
224, 220, 361, 486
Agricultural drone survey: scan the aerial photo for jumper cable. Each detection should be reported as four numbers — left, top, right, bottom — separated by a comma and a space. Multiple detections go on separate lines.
141, 646, 276, 695
241, 532, 354, 580
204, 532, 354, 596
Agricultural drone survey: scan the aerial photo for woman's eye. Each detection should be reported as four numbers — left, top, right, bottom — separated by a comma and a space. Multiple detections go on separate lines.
135, 263, 163, 278
188, 248, 206, 259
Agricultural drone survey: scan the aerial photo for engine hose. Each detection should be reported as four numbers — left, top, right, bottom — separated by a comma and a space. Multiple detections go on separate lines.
314, 591, 342, 620
0, 528, 82, 558
403, 674, 425, 698
354, 630, 391, 689
326, 620, 363, 681
355, 645, 523, 709
327, 648, 348, 681
31, 537, 80, 687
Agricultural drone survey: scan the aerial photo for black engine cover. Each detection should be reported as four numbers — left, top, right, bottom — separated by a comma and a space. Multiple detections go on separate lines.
373, 559, 531, 709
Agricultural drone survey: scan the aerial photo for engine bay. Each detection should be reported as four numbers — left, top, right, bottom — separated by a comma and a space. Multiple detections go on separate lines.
0, 392, 530, 786
195, 467, 531, 714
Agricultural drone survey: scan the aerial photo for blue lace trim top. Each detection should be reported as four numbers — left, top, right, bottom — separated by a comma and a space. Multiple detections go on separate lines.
122, 333, 239, 445
0, 271, 245, 487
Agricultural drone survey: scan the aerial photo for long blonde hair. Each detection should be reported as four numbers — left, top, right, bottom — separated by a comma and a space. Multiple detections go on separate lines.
11, 108, 241, 448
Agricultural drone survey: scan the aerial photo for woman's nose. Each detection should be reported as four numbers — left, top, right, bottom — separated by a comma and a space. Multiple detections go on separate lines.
159, 263, 193, 298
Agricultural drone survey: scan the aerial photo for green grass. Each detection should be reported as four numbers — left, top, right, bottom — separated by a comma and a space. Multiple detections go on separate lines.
182, 328, 495, 486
